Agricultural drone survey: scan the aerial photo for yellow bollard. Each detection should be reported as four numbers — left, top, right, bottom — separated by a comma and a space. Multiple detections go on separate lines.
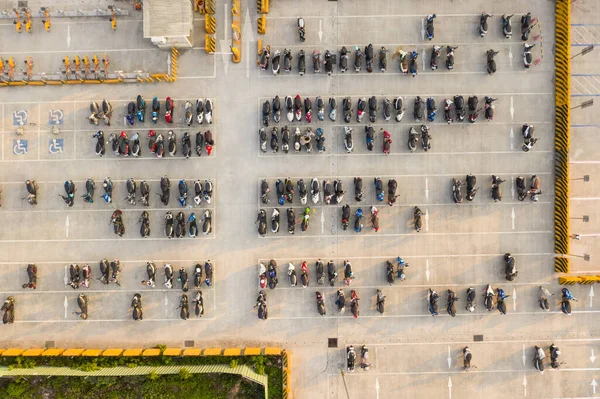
257, 15, 266, 34
232, 47, 241, 63
205, 35, 216, 53
205, 15, 216, 34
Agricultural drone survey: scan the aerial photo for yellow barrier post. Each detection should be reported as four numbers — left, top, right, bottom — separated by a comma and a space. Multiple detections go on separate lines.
205, 35, 216, 53
257, 14, 266, 34
205, 15, 216, 34
257, 0, 269, 14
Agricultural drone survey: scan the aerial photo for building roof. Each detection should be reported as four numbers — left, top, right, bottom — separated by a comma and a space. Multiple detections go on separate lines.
143, 0, 193, 38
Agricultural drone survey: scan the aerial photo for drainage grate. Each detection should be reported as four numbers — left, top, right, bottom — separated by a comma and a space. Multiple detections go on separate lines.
328, 338, 338, 348
184, 340, 195, 347
18, 1, 28, 8
45, 341, 55, 348
473, 335, 484, 342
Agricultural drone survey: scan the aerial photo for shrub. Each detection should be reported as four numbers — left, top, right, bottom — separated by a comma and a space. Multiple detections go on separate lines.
178, 367, 191, 380
230, 359, 238, 369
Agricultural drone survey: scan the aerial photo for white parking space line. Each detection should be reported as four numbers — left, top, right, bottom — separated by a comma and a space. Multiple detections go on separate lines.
12, 318, 215, 323
260, 253, 552, 261
260, 150, 554, 158
269, 309, 600, 320
259, 202, 552, 210
262, 231, 552, 239
0, 48, 158, 55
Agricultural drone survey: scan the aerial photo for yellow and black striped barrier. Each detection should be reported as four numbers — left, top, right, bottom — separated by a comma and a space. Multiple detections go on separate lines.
258, 14, 266, 34
554, 0, 571, 274
257, 0, 269, 14
282, 349, 291, 399
205, 15, 216, 34
205, 0, 216, 14
205, 35, 216, 54
170, 47, 179, 82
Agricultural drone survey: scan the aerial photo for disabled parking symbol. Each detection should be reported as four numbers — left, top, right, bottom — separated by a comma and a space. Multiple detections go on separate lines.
12, 139, 28, 155
48, 110, 64, 125
12, 110, 28, 126
48, 138, 64, 154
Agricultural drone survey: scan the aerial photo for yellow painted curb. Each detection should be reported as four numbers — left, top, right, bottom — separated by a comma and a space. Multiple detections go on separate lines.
22, 349, 44, 356
123, 349, 143, 357
142, 348, 161, 356
42, 349, 64, 356
578, 275, 600, 284
183, 348, 202, 356
264, 347, 282, 355
2, 349, 24, 356
559, 276, 580, 285
82, 349, 102, 357
554, 0, 571, 274
203, 348, 222, 356
163, 348, 182, 356
102, 349, 123, 357
62, 349, 84, 356
223, 348, 242, 356
244, 347, 262, 356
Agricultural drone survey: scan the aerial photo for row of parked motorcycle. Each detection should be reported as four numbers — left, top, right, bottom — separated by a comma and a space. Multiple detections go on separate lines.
1, 291, 205, 323
22, 261, 214, 291
258, 254, 516, 293
259, 174, 541, 208
88, 97, 213, 127
259, 42, 535, 76
262, 123, 538, 155
262, 14, 536, 76
109, 209, 212, 238
345, 344, 560, 374
261, 95, 497, 127
453, 174, 542, 203
8, 262, 214, 323
23, 177, 214, 207
92, 130, 215, 158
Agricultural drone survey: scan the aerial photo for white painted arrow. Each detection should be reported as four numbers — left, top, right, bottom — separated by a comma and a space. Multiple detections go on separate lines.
318, 20, 323, 42
522, 344, 527, 367
220, 40, 230, 75
591, 349, 596, 363
590, 285, 595, 308
510, 97, 515, 120
64, 295, 68, 319
511, 176, 515, 199
425, 259, 430, 282
448, 377, 453, 399
510, 127, 515, 150
64, 265, 69, 285
65, 215, 70, 238
421, 18, 425, 41
425, 178, 429, 200
243, 8, 255, 79
67, 25, 71, 48
375, 377, 380, 399
509, 46, 513, 66
447, 346, 452, 369
513, 288, 517, 311
321, 211, 325, 234
220, 3, 230, 76
425, 209, 429, 232
592, 379, 598, 395
523, 375, 527, 397
511, 207, 516, 230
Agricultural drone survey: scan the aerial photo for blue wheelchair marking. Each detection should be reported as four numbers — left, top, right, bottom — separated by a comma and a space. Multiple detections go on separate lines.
48, 110, 64, 125
12, 139, 28, 155
48, 138, 64, 154
12, 110, 28, 126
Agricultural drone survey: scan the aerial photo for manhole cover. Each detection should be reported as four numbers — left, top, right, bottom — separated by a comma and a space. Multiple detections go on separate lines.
328, 338, 338, 348
473, 335, 484, 342
18, 1, 28, 8
45, 341, 55, 348
184, 340, 195, 347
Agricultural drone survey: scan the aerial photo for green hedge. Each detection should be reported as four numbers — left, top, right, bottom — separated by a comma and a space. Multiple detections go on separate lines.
0, 354, 282, 399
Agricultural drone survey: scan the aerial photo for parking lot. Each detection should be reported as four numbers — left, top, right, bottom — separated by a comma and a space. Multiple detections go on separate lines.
0, 0, 598, 398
